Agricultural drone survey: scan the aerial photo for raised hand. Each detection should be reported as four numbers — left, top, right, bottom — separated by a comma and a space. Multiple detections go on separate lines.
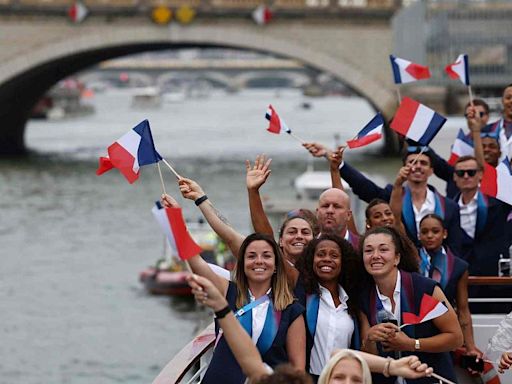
246, 154, 272, 191
161, 193, 181, 208
178, 177, 206, 201
395, 165, 411, 186
389, 355, 433, 379
187, 273, 228, 312
303, 142, 328, 158
466, 105, 484, 133
328, 145, 346, 170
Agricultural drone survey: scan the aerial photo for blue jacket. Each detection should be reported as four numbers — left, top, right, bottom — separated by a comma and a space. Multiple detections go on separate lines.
429, 148, 459, 199
339, 162, 462, 254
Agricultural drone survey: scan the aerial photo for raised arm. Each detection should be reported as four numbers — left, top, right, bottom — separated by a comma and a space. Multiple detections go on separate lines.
390, 165, 409, 226
246, 155, 274, 236
187, 274, 269, 382
160, 194, 229, 295
175, 177, 245, 258
467, 106, 486, 168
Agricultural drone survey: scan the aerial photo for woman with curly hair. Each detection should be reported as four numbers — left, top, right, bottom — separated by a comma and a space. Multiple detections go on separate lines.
358, 226, 463, 383
293, 233, 361, 381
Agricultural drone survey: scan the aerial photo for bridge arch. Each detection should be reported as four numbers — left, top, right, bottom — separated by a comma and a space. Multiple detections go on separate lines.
0, 21, 396, 155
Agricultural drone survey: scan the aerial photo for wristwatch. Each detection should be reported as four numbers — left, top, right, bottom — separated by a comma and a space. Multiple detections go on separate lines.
414, 339, 421, 351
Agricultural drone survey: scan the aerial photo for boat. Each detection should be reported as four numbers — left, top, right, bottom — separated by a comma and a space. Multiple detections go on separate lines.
131, 86, 162, 108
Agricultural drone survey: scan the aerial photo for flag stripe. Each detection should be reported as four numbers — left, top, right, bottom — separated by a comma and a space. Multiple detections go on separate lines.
152, 205, 178, 253
418, 111, 446, 145
481, 163, 498, 198
347, 133, 382, 149
107, 142, 139, 183
390, 98, 419, 136
408, 104, 435, 142
166, 207, 203, 260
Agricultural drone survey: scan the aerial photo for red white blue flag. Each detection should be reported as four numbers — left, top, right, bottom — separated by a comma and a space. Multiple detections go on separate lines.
152, 203, 203, 260
448, 128, 474, 165
389, 55, 431, 84
390, 97, 446, 146
481, 159, 512, 205
445, 54, 470, 86
402, 293, 448, 327
265, 105, 291, 134
346, 113, 384, 149
96, 119, 162, 184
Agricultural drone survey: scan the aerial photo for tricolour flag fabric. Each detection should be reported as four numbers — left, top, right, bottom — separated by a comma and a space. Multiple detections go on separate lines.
96, 119, 162, 184
445, 54, 470, 86
481, 158, 512, 205
389, 55, 431, 84
448, 128, 474, 165
402, 293, 448, 327
68, 0, 88, 23
152, 203, 203, 260
390, 97, 446, 146
265, 105, 291, 134
252, 4, 272, 25
346, 113, 384, 149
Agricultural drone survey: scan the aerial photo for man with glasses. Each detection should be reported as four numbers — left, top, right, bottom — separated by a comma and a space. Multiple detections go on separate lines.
453, 154, 512, 312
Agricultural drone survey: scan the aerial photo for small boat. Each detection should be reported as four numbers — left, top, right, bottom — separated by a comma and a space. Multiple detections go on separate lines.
139, 266, 191, 297
131, 87, 162, 108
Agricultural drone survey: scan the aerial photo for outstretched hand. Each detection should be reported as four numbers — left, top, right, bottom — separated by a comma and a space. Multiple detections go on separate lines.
466, 105, 484, 133
303, 142, 329, 158
389, 355, 433, 379
328, 145, 346, 170
187, 273, 228, 312
161, 194, 181, 209
178, 177, 206, 201
246, 154, 272, 191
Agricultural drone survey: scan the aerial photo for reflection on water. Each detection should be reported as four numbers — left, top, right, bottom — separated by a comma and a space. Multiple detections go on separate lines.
1, 88, 470, 383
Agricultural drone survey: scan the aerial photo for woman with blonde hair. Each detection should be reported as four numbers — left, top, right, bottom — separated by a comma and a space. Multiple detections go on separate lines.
317, 349, 372, 384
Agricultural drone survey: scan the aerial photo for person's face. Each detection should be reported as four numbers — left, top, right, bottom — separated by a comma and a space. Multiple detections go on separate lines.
419, 217, 446, 252
243, 240, 276, 284
453, 159, 481, 193
366, 203, 395, 228
279, 218, 313, 260
317, 190, 352, 234
502, 86, 512, 120
404, 154, 433, 184
465, 104, 489, 125
363, 233, 400, 278
482, 137, 501, 167
313, 240, 342, 284
329, 357, 364, 384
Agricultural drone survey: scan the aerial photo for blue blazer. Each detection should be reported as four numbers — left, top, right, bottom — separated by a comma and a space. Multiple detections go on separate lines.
429, 148, 459, 199
339, 162, 462, 255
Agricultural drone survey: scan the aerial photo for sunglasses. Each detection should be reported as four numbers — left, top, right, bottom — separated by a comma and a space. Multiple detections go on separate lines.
454, 169, 478, 177
464, 111, 487, 118
481, 131, 499, 139
407, 145, 430, 153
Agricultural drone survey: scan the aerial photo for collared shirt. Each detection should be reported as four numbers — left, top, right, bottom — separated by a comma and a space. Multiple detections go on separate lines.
309, 284, 354, 375
412, 188, 436, 234
248, 288, 271, 344
458, 193, 478, 239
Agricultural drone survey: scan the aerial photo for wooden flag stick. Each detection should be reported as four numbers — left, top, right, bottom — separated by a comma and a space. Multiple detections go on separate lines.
410, 145, 428, 167
287, 131, 306, 144
161, 158, 181, 179
396, 87, 402, 104
157, 162, 167, 195
468, 85, 475, 106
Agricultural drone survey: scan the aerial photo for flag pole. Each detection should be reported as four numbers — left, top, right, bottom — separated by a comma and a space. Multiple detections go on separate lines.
468, 85, 474, 106
396, 87, 402, 104
161, 158, 181, 179
287, 131, 306, 144
410, 146, 428, 167
430, 372, 455, 384
157, 163, 167, 195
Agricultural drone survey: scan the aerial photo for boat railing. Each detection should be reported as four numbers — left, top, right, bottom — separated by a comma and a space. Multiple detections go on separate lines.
153, 323, 215, 384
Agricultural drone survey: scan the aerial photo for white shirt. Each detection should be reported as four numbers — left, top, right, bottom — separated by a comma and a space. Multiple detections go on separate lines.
412, 188, 436, 235
375, 271, 401, 326
309, 284, 354, 375
248, 289, 271, 344
458, 193, 478, 239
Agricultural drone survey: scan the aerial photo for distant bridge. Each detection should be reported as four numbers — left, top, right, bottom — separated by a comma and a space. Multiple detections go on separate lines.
0, 0, 401, 155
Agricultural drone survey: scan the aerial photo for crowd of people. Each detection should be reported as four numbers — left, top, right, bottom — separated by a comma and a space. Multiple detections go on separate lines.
162, 85, 512, 383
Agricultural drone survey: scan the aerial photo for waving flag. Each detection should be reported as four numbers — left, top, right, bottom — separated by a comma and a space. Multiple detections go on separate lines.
445, 54, 470, 86
390, 97, 446, 146
252, 4, 272, 25
481, 159, 512, 205
96, 119, 162, 184
448, 129, 474, 165
152, 203, 203, 260
390, 55, 431, 84
265, 105, 291, 134
347, 113, 384, 149
402, 294, 448, 327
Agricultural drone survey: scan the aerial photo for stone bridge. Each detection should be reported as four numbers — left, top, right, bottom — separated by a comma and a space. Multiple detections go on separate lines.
0, 1, 400, 155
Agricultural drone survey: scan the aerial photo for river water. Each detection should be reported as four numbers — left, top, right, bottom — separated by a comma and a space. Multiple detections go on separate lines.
1, 88, 468, 383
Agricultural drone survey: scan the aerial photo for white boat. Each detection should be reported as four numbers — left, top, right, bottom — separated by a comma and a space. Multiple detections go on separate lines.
131, 87, 161, 108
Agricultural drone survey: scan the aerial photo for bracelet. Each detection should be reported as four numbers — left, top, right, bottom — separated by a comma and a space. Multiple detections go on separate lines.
214, 305, 231, 319
382, 357, 392, 378
195, 195, 208, 206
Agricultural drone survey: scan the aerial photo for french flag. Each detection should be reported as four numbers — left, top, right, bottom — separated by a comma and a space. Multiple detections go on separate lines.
152, 203, 203, 260
481, 159, 512, 206
346, 113, 384, 149
389, 55, 431, 84
402, 294, 448, 327
265, 105, 291, 134
448, 129, 474, 165
390, 97, 446, 146
96, 120, 162, 184
445, 54, 470, 86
